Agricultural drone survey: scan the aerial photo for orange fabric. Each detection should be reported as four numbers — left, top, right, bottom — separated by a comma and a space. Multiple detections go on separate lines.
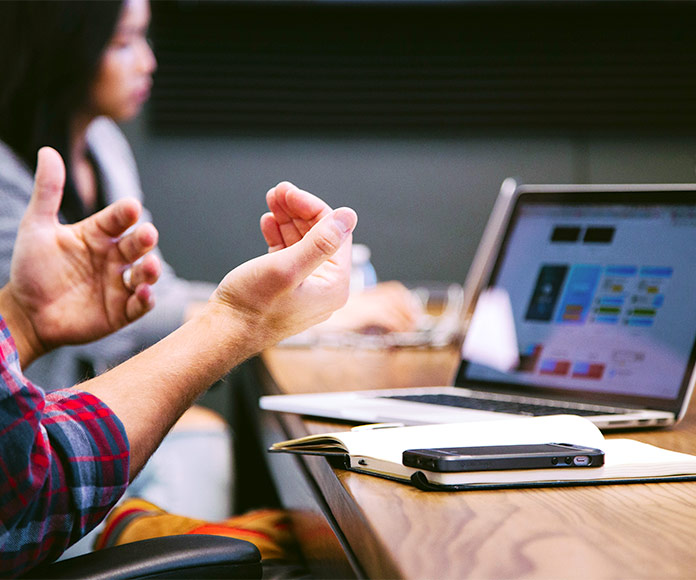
95, 498, 295, 561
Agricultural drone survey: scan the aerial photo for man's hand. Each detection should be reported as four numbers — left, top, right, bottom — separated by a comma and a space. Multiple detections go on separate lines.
211, 182, 357, 349
261, 183, 421, 335
1, 147, 161, 366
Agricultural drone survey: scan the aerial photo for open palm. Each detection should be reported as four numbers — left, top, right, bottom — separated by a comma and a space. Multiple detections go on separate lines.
211, 182, 357, 348
9, 147, 161, 352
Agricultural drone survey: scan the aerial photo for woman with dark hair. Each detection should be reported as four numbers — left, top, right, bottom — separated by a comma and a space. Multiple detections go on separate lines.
0, 0, 217, 382
0, 0, 233, 556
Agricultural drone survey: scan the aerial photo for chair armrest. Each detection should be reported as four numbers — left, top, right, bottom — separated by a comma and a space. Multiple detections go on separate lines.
24, 534, 262, 580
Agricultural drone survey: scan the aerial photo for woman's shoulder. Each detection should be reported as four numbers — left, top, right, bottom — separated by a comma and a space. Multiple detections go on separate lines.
86, 117, 144, 203
86, 117, 134, 157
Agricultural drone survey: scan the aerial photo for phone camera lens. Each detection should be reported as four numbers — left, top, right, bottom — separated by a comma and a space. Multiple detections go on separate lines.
564, 456, 572, 465
551, 457, 558, 465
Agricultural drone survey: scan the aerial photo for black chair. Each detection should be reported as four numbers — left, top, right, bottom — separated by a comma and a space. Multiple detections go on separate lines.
24, 534, 262, 579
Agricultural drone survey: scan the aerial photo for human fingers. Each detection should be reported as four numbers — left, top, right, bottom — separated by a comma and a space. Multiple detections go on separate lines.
380, 303, 420, 331
266, 183, 310, 246
275, 206, 357, 282
265, 184, 291, 223
116, 222, 159, 265
283, 183, 332, 221
379, 282, 423, 321
126, 253, 161, 290
260, 212, 285, 252
24, 147, 66, 223
89, 197, 143, 238
384, 290, 422, 330
267, 182, 332, 246
124, 282, 156, 321
345, 291, 419, 333
268, 181, 329, 221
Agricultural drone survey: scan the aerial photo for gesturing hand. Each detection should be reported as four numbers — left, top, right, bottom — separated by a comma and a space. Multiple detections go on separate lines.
4, 147, 161, 366
210, 182, 357, 351
261, 184, 421, 335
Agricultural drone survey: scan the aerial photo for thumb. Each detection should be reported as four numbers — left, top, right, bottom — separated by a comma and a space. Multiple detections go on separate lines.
281, 207, 358, 280
25, 147, 66, 222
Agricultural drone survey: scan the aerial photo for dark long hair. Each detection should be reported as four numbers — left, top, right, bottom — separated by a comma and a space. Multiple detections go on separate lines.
0, 0, 123, 220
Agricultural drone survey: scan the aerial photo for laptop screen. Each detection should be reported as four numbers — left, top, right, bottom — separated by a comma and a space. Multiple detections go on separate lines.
460, 189, 696, 412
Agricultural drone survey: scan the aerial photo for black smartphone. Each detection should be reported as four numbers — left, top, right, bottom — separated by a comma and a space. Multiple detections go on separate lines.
402, 443, 604, 472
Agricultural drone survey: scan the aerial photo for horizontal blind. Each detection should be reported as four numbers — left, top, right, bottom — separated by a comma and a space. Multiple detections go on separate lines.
149, 1, 696, 135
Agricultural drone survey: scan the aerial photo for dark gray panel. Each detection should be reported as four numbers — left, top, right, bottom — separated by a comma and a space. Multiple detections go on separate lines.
124, 116, 576, 284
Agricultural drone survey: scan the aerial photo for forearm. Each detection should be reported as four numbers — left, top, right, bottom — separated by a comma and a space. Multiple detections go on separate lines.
80, 303, 261, 478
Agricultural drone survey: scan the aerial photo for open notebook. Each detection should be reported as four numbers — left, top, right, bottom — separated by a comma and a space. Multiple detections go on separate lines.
269, 415, 696, 491
261, 179, 696, 430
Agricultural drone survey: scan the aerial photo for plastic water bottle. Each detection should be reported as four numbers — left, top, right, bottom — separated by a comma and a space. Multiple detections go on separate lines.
350, 244, 378, 293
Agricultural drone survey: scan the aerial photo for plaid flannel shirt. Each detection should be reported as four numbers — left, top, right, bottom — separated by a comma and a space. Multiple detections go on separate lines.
0, 316, 130, 577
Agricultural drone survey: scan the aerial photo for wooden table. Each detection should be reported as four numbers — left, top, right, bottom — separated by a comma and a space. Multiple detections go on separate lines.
248, 345, 696, 579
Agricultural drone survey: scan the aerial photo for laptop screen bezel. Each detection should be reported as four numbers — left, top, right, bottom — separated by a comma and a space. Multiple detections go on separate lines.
455, 184, 696, 415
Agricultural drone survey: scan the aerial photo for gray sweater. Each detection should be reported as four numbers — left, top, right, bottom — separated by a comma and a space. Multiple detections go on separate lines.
0, 117, 215, 389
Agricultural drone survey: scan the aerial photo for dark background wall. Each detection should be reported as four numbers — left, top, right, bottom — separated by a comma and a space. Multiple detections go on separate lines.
123, 0, 696, 286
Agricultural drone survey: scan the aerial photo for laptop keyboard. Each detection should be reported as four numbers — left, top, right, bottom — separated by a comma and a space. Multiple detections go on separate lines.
384, 393, 620, 417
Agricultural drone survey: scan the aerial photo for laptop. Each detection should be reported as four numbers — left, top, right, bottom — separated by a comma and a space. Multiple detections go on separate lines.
260, 179, 696, 430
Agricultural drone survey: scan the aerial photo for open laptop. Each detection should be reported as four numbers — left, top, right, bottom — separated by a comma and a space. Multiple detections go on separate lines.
260, 179, 696, 430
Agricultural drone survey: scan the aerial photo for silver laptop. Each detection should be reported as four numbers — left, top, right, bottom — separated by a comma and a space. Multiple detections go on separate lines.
260, 179, 696, 430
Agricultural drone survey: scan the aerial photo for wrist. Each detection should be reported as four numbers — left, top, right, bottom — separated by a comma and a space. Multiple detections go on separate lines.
0, 285, 47, 367
195, 300, 269, 362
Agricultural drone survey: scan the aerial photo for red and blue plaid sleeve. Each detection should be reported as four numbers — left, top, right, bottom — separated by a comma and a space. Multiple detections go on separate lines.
0, 317, 130, 577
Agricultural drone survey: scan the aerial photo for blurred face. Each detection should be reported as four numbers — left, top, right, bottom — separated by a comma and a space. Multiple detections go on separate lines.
89, 0, 157, 121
